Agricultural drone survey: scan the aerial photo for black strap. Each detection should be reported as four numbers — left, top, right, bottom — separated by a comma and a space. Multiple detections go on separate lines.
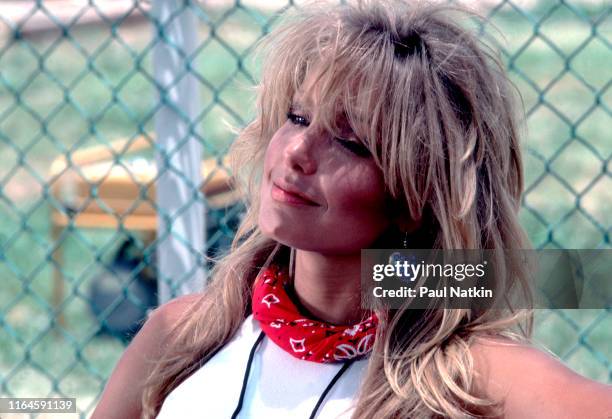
198, 341, 228, 369
231, 330, 266, 419
308, 359, 355, 419
230, 331, 356, 419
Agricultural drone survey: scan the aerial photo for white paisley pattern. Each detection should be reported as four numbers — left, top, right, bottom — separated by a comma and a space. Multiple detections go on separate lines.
289, 337, 306, 353
252, 264, 379, 363
342, 324, 360, 336
333, 334, 375, 361
261, 293, 280, 308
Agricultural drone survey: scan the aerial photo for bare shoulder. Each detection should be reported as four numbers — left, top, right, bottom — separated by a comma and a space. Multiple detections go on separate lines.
122, 292, 203, 359
145, 293, 202, 334
92, 293, 203, 419
470, 335, 612, 419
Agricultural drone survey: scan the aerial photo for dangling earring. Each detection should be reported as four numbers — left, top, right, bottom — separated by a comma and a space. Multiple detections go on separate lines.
388, 230, 418, 283
388, 230, 410, 264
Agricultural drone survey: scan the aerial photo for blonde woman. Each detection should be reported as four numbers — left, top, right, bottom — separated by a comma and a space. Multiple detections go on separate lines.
93, 1, 612, 418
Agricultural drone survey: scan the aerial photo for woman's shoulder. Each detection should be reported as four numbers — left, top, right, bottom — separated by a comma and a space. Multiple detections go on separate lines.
136, 293, 205, 346
469, 335, 612, 418
92, 293, 204, 419
147, 293, 203, 330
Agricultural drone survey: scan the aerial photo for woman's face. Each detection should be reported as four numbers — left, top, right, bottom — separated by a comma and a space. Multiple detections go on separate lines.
258, 82, 392, 255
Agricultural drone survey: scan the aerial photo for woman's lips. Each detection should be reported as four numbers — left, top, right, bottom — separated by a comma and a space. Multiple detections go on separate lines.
271, 183, 319, 206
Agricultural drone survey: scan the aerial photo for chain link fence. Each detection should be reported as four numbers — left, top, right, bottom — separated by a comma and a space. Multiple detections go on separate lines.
0, 0, 609, 417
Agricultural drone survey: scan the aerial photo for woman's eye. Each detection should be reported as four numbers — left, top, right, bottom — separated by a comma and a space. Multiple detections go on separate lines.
287, 112, 309, 126
335, 138, 371, 157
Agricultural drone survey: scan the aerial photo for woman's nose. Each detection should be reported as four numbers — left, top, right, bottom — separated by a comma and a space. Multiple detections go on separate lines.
284, 130, 318, 175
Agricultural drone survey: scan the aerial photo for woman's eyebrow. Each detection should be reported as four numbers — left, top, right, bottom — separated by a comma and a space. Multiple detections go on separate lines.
289, 98, 309, 115
292, 87, 318, 109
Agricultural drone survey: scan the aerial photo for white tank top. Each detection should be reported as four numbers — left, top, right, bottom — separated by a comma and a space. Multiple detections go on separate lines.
156, 314, 370, 418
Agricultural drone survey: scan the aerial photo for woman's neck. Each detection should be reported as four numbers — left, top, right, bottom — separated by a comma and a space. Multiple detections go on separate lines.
291, 249, 368, 325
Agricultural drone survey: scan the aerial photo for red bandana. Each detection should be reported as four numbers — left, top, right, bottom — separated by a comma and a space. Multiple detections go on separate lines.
251, 264, 379, 363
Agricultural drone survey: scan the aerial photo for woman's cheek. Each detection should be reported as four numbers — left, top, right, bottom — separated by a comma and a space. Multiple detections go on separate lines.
329, 169, 388, 221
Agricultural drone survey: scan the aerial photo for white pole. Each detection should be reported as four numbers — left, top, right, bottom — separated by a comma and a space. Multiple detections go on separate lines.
152, 0, 205, 304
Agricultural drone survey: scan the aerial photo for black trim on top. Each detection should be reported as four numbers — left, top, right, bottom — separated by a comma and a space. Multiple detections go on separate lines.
229, 327, 357, 419
198, 341, 227, 369
309, 358, 356, 419
230, 330, 266, 419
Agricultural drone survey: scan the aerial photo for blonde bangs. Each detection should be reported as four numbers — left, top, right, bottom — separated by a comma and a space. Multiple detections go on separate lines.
256, 2, 442, 222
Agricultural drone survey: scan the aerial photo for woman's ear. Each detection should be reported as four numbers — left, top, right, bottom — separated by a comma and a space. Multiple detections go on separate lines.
389, 203, 437, 249
394, 215, 422, 235
387, 197, 422, 234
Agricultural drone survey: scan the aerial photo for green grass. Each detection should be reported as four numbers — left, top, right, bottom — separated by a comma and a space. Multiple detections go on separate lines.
0, 2, 610, 417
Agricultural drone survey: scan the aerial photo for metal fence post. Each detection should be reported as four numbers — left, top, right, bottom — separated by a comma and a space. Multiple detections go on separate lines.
152, 0, 206, 304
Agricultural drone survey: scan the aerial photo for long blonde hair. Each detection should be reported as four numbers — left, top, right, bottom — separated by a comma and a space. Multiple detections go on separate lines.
142, 1, 534, 417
